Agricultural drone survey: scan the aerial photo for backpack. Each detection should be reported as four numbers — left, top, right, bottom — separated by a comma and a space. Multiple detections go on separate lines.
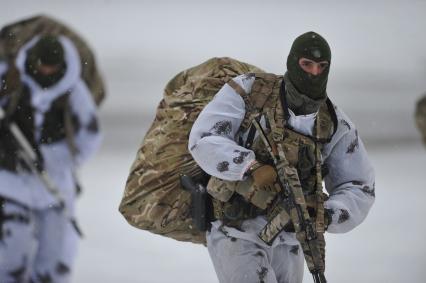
119, 57, 264, 244
0, 14, 105, 106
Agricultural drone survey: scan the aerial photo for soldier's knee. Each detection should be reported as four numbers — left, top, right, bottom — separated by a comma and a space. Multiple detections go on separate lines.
31, 261, 72, 283
0, 258, 31, 283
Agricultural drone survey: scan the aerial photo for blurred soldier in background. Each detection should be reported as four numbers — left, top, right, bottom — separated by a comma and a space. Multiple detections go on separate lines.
415, 95, 426, 146
0, 16, 103, 283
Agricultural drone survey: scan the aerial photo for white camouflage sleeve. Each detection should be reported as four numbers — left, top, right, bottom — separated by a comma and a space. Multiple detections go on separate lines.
322, 107, 375, 233
188, 74, 256, 181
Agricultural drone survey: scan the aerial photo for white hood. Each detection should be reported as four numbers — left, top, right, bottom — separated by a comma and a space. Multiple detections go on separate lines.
15, 35, 82, 129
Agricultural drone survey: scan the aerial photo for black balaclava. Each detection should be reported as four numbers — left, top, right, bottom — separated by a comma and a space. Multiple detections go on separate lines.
285, 31, 331, 115
25, 35, 67, 88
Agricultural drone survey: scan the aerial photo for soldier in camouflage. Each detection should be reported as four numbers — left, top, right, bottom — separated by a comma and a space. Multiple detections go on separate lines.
188, 32, 375, 283
0, 34, 101, 282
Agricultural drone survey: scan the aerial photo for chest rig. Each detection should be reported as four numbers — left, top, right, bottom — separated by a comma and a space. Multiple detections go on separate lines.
251, 73, 336, 201
209, 73, 337, 232
0, 85, 78, 173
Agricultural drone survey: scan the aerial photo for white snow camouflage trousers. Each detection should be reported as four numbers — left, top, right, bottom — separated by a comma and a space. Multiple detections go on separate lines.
207, 224, 304, 283
0, 197, 78, 283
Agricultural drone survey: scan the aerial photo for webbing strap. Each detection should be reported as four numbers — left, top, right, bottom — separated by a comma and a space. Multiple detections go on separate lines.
227, 78, 247, 97
227, 77, 255, 133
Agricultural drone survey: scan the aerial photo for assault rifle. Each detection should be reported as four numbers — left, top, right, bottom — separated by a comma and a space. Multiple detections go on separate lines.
0, 106, 82, 236
252, 119, 327, 283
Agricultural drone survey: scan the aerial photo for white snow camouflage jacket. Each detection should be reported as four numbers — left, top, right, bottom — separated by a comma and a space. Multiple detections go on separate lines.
189, 74, 375, 244
0, 35, 101, 210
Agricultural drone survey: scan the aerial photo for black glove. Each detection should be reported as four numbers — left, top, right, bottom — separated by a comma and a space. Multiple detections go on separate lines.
283, 208, 333, 233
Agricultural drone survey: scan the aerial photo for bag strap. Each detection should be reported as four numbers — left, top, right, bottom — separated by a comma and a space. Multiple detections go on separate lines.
227, 73, 280, 134
227, 78, 247, 98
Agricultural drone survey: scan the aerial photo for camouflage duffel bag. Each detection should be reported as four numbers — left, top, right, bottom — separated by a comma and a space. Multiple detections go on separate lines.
0, 14, 105, 105
119, 57, 263, 244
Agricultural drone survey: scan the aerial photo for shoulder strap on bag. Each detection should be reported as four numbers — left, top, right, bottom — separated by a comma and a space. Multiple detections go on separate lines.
227, 73, 281, 134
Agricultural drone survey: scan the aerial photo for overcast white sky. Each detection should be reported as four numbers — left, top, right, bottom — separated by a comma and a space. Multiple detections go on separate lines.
1, 0, 426, 142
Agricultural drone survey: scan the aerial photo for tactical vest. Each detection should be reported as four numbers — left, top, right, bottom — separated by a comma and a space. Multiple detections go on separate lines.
208, 73, 337, 233
0, 86, 79, 172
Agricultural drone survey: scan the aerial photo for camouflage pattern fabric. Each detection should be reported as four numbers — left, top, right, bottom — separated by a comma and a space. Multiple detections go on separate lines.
205, 72, 332, 272
252, 114, 328, 276
0, 14, 105, 105
238, 73, 333, 274
415, 95, 426, 145
119, 57, 264, 244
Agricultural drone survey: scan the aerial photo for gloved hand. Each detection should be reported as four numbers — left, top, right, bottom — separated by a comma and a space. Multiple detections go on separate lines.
324, 208, 333, 230
248, 161, 277, 189
283, 208, 334, 233
236, 161, 279, 210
